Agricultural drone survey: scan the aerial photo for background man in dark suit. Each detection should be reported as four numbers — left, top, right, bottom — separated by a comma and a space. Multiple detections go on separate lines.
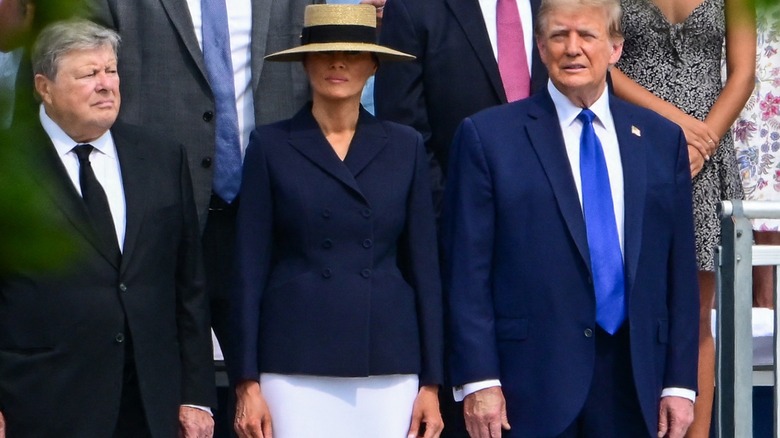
374, 0, 548, 214
442, 0, 699, 436
86, 0, 322, 353
0, 19, 215, 437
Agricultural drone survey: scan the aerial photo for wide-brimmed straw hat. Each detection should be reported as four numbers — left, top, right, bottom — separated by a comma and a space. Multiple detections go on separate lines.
264, 4, 415, 62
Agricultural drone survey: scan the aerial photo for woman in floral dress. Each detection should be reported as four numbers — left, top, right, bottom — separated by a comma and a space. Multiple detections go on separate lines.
733, 3, 780, 309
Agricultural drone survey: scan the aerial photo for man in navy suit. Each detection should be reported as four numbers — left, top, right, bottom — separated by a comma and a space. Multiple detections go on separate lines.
374, 0, 547, 214
442, 0, 699, 437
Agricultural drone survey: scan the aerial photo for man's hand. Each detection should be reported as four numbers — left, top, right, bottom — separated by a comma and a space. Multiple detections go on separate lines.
463, 386, 510, 438
178, 406, 214, 438
359, 0, 386, 30
234, 380, 273, 438
0, 409, 5, 438
407, 385, 444, 438
657, 396, 694, 438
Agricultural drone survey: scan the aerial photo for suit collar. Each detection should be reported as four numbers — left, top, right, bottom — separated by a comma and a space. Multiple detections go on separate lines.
288, 104, 388, 204
610, 97, 646, 293
112, 123, 148, 268
446, 0, 507, 103
27, 123, 121, 269
525, 91, 591, 271
158, 0, 209, 82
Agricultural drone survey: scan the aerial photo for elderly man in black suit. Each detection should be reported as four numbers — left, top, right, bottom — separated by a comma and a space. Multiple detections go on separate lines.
0, 19, 215, 437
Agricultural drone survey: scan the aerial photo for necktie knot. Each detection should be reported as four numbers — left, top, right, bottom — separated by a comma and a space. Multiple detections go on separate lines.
577, 108, 596, 125
73, 144, 94, 162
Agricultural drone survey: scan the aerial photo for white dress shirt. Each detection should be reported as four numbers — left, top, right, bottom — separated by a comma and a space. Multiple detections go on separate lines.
454, 82, 696, 404
477, 0, 534, 74
186, 0, 254, 157
40, 105, 127, 251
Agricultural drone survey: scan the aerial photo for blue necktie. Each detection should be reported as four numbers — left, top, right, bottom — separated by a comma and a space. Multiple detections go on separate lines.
578, 109, 625, 334
202, 0, 241, 202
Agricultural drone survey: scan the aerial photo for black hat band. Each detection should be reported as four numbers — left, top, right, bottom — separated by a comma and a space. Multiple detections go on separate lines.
301, 25, 377, 46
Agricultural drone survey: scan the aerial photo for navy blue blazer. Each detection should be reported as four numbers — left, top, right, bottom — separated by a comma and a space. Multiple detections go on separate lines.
375, 0, 547, 211
230, 105, 443, 386
442, 90, 700, 437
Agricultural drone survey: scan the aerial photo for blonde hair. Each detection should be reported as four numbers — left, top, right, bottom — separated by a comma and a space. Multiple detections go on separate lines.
535, 0, 623, 41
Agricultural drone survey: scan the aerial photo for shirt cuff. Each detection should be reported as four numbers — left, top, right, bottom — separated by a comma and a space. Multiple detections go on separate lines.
452, 379, 502, 402
661, 387, 696, 403
182, 404, 213, 416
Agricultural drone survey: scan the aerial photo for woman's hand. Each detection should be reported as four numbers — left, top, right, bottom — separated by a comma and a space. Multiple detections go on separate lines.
688, 145, 706, 178
407, 385, 444, 438
234, 380, 273, 438
673, 113, 719, 160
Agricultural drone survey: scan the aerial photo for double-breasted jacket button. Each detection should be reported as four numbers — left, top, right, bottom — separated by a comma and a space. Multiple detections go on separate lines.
322, 239, 333, 249
362, 239, 372, 249
584, 328, 593, 338
361, 268, 372, 278
322, 268, 332, 279
202, 111, 214, 122
118, 283, 127, 292
115, 333, 125, 343
201, 157, 212, 168
322, 209, 331, 219
361, 208, 372, 218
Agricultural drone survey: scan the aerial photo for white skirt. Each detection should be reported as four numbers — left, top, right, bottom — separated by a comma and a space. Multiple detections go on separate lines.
260, 373, 419, 438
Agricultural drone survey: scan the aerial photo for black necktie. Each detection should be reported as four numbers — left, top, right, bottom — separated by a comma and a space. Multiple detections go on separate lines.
73, 144, 121, 262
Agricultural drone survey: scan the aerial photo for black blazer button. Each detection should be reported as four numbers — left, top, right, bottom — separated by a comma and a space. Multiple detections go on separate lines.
322, 268, 332, 279
203, 111, 214, 122
361, 208, 372, 218
322, 239, 333, 249
118, 283, 127, 292
201, 157, 212, 168
322, 209, 331, 218
115, 333, 125, 343
362, 239, 372, 248
361, 268, 372, 278
584, 328, 593, 338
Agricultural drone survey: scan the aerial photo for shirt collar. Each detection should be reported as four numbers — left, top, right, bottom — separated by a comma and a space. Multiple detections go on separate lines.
39, 104, 115, 159
547, 80, 613, 130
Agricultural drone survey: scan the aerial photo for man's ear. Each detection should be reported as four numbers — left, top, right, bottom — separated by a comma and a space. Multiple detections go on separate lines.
34, 74, 51, 103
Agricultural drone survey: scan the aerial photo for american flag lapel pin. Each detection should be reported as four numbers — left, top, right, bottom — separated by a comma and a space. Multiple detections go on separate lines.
631, 125, 641, 137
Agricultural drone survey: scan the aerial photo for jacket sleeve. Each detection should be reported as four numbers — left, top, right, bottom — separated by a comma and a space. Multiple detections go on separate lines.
398, 131, 443, 386
175, 145, 217, 407
441, 118, 502, 386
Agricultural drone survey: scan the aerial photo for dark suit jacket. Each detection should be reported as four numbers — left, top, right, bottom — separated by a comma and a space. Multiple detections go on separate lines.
442, 90, 699, 437
0, 122, 215, 437
88, 0, 320, 226
374, 0, 547, 210
229, 105, 443, 385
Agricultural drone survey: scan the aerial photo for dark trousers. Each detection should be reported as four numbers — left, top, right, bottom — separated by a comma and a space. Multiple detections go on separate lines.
556, 325, 648, 438
202, 194, 239, 438
113, 338, 152, 438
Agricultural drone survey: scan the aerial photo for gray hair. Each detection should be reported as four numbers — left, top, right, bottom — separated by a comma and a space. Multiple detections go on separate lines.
535, 0, 623, 41
31, 19, 120, 79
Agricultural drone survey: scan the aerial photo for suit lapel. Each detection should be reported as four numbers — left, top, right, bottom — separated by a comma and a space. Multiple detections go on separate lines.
342, 108, 389, 178
611, 99, 647, 294
446, 0, 507, 103
28, 125, 120, 269
288, 107, 367, 202
250, 0, 273, 95
525, 93, 591, 271
159, 0, 209, 82
113, 126, 148, 269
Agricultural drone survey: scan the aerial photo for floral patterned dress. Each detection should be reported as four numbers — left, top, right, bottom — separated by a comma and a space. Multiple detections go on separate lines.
733, 4, 780, 231
617, 0, 745, 272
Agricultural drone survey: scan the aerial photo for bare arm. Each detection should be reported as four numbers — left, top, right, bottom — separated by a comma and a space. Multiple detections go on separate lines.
704, 0, 756, 139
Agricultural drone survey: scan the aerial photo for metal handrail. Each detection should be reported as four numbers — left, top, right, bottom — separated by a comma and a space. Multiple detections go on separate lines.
717, 200, 780, 438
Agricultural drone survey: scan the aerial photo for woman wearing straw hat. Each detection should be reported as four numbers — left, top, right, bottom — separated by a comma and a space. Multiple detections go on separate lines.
228, 5, 443, 438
